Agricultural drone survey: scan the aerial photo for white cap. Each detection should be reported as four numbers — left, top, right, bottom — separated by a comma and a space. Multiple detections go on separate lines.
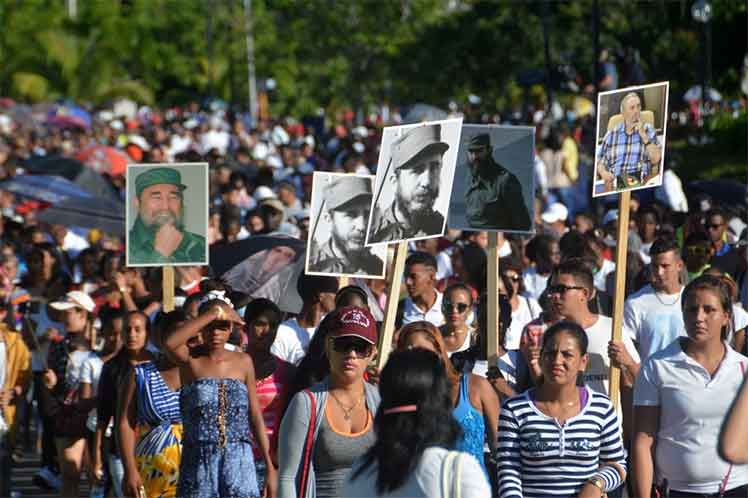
253, 185, 276, 202
541, 202, 568, 224
127, 134, 151, 151
50, 291, 95, 313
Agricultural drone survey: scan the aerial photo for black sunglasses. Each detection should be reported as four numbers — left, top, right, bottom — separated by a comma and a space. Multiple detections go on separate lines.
331, 336, 373, 357
504, 274, 521, 282
706, 224, 723, 230
547, 284, 586, 295
443, 301, 470, 313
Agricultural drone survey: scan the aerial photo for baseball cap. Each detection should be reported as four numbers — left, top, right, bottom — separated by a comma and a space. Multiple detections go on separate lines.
329, 306, 378, 345
261, 198, 285, 214
135, 167, 187, 197
253, 186, 276, 202
467, 134, 491, 151
50, 291, 96, 313
325, 176, 372, 211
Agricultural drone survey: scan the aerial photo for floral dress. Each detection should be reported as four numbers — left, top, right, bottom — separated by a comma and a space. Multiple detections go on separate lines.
134, 362, 183, 498
177, 378, 259, 498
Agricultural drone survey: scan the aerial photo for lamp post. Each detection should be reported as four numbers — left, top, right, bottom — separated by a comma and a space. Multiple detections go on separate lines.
691, 0, 712, 142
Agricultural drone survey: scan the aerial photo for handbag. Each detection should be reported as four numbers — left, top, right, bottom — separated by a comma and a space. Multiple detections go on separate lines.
441, 451, 463, 498
298, 389, 317, 498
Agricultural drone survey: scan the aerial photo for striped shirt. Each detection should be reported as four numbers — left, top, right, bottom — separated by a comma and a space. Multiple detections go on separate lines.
498, 386, 626, 498
597, 122, 658, 178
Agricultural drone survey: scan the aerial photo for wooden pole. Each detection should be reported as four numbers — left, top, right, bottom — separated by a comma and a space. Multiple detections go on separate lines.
487, 232, 500, 365
163, 266, 175, 313
376, 241, 408, 370
608, 190, 631, 412
339, 276, 350, 289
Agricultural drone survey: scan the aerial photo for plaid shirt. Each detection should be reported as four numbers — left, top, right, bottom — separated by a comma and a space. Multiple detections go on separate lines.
597, 122, 658, 178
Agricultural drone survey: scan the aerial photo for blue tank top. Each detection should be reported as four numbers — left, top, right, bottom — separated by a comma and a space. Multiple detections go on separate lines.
452, 374, 486, 471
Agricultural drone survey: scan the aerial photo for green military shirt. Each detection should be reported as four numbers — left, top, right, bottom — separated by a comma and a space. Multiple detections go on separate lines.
369, 203, 445, 244
309, 238, 384, 276
128, 217, 206, 265
465, 158, 531, 231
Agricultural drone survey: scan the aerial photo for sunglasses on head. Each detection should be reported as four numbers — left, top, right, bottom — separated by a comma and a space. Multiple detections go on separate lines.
331, 336, 373, 357
547, 284, 585, 295
442, 301, 470, 313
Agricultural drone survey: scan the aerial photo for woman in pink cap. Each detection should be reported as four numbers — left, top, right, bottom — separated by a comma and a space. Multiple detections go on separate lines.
278, 305, 381, 498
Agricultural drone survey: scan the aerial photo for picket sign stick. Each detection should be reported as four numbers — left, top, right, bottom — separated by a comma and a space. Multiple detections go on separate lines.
377, 241, 408, 370
163, 266, 175, 313
487, 232, 500, 364
608, 190, 631, 412
339, 276, 350, 289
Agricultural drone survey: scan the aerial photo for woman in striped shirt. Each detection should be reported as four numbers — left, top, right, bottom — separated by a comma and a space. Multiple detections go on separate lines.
498, 321, 626, 498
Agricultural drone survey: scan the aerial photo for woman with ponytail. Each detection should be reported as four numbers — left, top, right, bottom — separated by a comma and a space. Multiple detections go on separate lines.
343, 349, 490, 497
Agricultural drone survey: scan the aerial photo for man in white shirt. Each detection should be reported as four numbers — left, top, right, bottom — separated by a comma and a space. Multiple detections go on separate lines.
271, 274, 338, 365
397, 252, 444, 328
617, 237, 685, 364
548, 259, 640, 395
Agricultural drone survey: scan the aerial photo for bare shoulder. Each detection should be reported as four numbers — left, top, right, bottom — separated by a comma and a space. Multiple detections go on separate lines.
469, 373, 495, 396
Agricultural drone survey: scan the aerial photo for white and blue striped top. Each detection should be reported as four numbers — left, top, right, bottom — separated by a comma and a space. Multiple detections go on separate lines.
498, 386, 626, 498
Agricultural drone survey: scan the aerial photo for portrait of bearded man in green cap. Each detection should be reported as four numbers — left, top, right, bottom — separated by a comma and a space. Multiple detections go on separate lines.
127, 165, 207, 265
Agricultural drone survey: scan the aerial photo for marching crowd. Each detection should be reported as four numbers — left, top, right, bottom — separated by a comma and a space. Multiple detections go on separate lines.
0, 102, 745, 498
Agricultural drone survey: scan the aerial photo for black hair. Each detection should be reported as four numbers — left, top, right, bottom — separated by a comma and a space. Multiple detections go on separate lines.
154, 309, 187, 348
285, 313, 335, 409
335, 285, 369, 309
123, 310, 152, 346
684, 231, 711, 247
526, 234, 557, 270
638, 207, 660, 225
553, 258, 594, 293
404, 251, 438, 272
297, 274, 339, 303
499, 272, 515, 300
682, 274, 733, 340
650, 237, 681, 259
542, 320, 589, 355
443, 282, 474, 306
243, 298, 282, 331
352, 349, 461, 493
705, 207, 727, 223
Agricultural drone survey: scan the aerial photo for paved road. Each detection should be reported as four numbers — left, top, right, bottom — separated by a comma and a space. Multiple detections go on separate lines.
11, 448, 90, 498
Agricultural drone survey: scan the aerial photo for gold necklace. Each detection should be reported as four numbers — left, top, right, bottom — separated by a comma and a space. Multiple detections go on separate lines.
329, 390, 364, 420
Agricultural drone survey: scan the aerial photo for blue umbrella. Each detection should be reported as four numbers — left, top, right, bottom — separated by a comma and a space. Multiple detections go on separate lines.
46, 103, 92, 129
0, 174, 93, 204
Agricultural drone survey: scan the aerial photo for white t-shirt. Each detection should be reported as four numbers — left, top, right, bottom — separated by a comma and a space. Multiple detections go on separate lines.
594, 259, 616, 292
584, 315, 640, 396
80, 355, 111, 435
472, 350, 529, 392
506, 296, 541, 350
634, 340, 748, 494
522, 268, 550, 301
402, 292, 444, 328
342, 447, 490, 498
270, 318, 316, 366
623, 285, 685, 361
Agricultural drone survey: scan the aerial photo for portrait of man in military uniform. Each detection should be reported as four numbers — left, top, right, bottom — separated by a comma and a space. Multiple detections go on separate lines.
366, 119, 462, 245
448, 125, 535, 234
306, 172, 385, 278
127, 164, 208, 266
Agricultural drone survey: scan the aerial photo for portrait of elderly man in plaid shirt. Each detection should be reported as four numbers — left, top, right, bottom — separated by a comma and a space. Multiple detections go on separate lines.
595, 91, 663, 193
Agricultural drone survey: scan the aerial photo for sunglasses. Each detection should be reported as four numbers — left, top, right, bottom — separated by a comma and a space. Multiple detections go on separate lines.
706, 223, 723, 230
211, 320, 233, 330
331, 336, 373, 357
547, 284, 586, 295
504, 274, 521, 282
443, 301, 470, 313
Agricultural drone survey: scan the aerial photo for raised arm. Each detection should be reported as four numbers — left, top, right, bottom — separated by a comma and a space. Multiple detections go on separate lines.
164, 304, 243, 363
720, 374, 748, 463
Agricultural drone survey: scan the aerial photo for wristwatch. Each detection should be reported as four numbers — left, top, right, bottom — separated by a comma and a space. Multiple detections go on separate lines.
587, 477, 605, 495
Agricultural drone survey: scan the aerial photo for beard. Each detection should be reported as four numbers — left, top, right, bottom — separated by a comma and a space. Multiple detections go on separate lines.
142, 210, 184, 232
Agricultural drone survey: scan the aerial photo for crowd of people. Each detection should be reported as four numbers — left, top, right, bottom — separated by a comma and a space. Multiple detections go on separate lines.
0, 97, 745, 498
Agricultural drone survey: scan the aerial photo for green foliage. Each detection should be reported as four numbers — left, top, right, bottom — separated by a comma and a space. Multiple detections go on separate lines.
0, 0, 744, 117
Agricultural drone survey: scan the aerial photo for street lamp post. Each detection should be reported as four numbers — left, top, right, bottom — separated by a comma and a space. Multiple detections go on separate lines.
691, 0, 712, 141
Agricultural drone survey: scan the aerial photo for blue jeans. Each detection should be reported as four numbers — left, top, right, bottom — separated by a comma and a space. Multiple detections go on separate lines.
107, 454, 125, 498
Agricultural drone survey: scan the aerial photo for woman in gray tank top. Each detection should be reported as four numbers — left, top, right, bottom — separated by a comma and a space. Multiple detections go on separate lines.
278, 305, 381, 498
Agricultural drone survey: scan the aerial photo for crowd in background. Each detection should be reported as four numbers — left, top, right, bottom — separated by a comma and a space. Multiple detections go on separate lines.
0, 77, 745, 498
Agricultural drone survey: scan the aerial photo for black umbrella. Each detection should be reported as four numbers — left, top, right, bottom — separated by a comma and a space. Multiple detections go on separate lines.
210, 235, 306, 313
22, 155, 120, 201
37, 196, 125, 235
